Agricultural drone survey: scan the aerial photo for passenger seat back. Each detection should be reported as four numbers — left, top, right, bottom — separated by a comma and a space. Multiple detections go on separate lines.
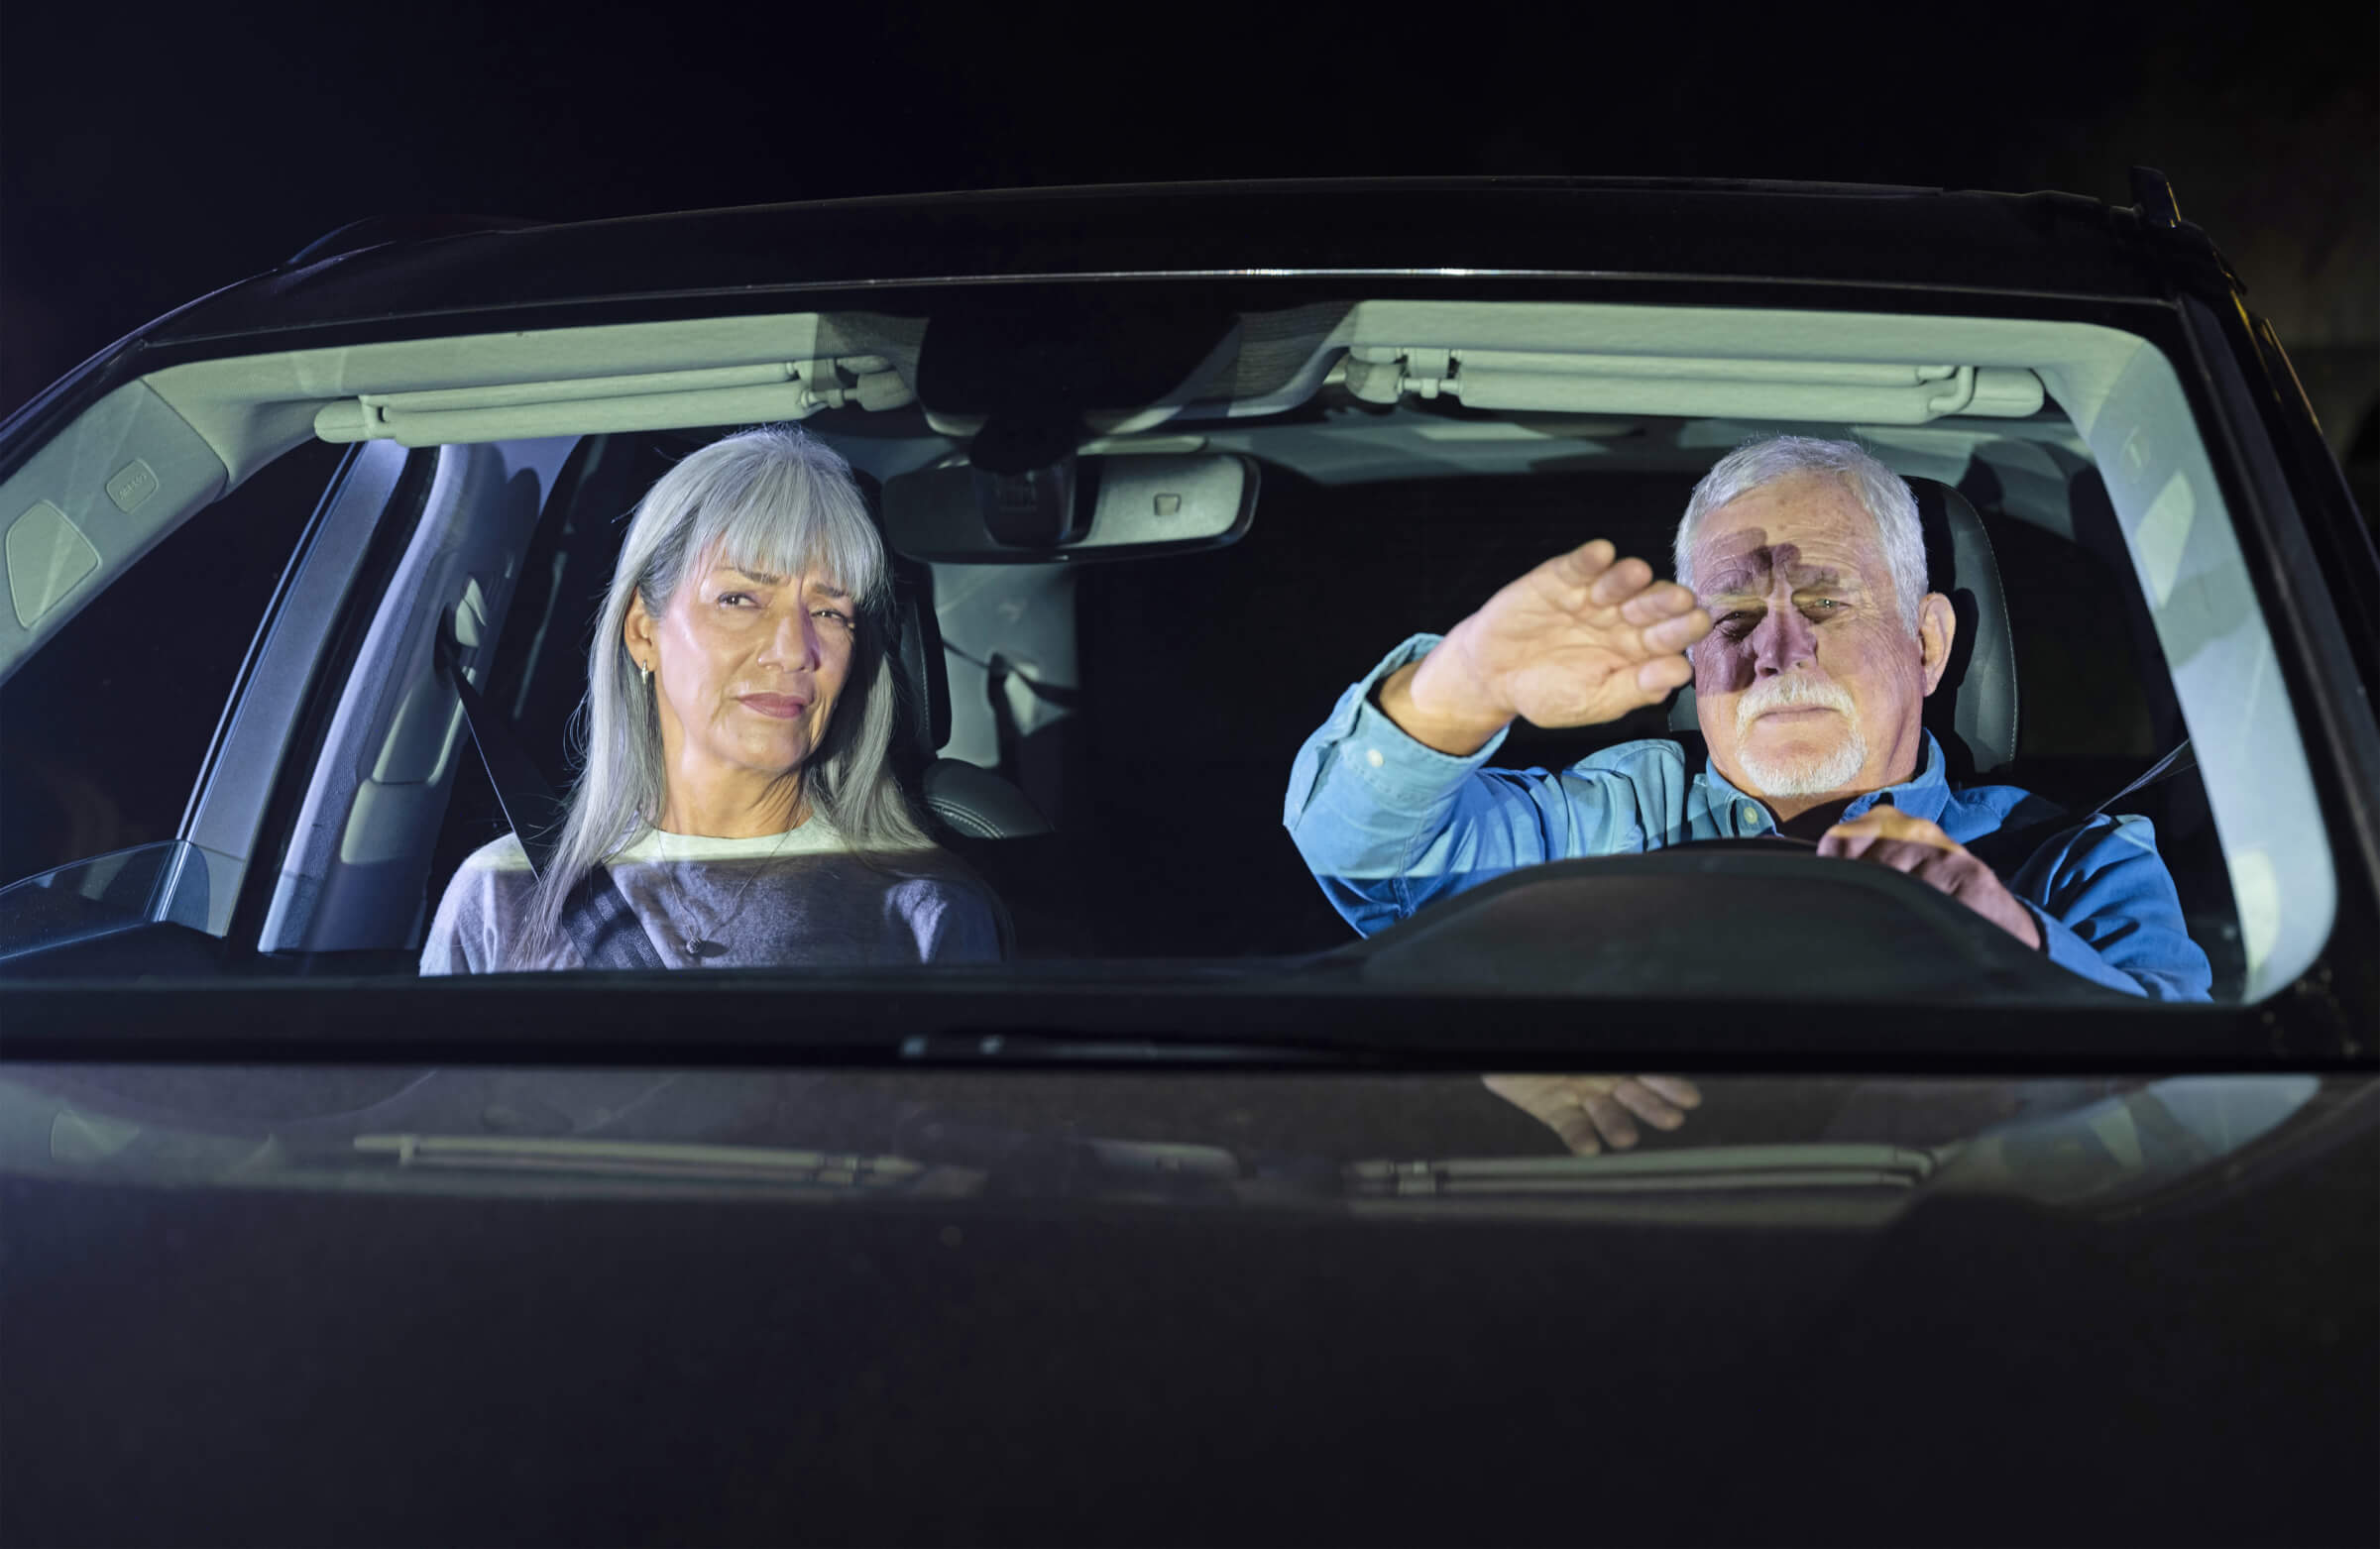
880, 550, 1052, 839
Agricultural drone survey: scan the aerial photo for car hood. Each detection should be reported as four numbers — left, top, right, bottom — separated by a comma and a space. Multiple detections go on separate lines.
0, 1064, 2350, 1226
2, 1062, 2372, 1546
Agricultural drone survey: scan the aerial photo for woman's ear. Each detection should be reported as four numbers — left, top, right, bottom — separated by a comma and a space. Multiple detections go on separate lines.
622, 590, 657, 672
1917, 591, 1958, 696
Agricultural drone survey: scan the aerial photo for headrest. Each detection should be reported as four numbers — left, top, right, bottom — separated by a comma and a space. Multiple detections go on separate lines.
847, 471, 951, 764
885, 553, 952, 760
1915, 478, 2018, 776
1668, 476, 2018, 778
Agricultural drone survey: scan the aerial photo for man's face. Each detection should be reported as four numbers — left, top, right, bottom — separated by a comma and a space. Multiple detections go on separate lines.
1689, 472, 1951, 817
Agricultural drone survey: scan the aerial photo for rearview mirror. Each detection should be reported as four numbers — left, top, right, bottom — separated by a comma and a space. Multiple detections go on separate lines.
882, 454, 1257, 564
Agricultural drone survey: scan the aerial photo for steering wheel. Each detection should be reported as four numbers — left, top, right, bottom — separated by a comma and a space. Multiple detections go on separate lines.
1338, 831, 2083, 997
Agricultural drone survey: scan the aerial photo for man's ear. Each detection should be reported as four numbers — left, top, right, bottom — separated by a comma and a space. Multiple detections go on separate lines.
622, 590, 657, 671
1917, 592, 1957, 696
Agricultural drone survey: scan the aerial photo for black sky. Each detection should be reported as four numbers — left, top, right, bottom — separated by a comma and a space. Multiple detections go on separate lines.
4, 0, 2373, 424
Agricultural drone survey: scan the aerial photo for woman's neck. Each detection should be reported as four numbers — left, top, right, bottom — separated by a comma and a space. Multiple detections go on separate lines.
653, 775, 809, 838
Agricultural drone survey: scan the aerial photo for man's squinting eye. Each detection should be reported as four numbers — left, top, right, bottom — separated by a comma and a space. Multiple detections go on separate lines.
1715, 600, 1839, 636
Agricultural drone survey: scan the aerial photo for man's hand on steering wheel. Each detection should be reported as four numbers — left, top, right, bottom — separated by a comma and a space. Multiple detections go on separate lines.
1818, 807, 2043, 948
1483, 1073, 1704, 1155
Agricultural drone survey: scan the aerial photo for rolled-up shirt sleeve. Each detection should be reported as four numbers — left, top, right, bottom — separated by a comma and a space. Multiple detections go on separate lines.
1284, 635, 1646, 937
2009, 813, 2213, 1001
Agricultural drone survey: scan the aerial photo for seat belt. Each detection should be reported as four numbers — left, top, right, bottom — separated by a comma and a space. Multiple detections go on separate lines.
2084, 737, 2196, 821
546, 868, 673, 972
438, 634, 567, 873
1964, 737, 2198, 878
437, 636, 666, 969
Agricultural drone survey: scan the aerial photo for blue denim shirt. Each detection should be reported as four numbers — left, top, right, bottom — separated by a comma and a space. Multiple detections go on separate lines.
1284, 635, 2214, 1002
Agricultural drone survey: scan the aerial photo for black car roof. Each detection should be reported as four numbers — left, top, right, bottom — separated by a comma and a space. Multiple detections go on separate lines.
148, 177, 2230, 348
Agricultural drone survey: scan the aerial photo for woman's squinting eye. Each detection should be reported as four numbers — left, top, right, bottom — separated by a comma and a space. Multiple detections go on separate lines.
716, 591, 755, 608
814, 609, 855, 628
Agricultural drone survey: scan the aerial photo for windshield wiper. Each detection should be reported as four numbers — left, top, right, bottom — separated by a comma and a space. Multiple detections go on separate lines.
352, 1134, 983, 1192
1346, 1144, 1945, 1197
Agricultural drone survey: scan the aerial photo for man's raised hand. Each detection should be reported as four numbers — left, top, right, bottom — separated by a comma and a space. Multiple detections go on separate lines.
1380, 540, 1713, 754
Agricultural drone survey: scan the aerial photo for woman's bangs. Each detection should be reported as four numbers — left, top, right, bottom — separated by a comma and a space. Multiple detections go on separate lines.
695, 478, 884, 606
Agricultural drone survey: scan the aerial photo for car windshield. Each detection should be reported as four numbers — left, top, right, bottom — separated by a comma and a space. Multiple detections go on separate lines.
0, 280, 2337, 1020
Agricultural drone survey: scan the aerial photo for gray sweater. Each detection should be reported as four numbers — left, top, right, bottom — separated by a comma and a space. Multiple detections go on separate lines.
420, 817, 1004, 973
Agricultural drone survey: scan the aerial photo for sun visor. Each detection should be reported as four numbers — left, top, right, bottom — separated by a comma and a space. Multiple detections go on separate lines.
1339, 348, 2045, 423
313, 359, 914, 446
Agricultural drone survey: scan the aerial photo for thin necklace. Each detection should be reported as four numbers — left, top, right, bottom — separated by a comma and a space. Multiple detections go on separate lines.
665, 816, 802, 960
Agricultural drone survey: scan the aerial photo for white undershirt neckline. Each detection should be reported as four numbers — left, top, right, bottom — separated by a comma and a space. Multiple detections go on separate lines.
614, 814, 847, 865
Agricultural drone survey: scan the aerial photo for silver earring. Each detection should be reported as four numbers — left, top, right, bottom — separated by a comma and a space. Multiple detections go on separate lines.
639, 664, 652, 691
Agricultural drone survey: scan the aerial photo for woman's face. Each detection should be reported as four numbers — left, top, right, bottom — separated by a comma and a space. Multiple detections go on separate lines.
623, 548, 858, 814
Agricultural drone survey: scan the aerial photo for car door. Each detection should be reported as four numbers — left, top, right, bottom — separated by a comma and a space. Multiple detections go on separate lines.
0, 404, 392, 974
0, 357, 556, 975
1, 422, 587, 977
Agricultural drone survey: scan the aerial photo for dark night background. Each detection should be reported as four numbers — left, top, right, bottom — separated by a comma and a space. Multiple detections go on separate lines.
3, 1, 2374, 455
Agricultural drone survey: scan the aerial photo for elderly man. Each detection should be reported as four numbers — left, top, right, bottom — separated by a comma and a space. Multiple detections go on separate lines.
1284, 436, 2212, 1148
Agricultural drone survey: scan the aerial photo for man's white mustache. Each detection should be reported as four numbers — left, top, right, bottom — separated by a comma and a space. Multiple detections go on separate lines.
1736, 675, 1856, 738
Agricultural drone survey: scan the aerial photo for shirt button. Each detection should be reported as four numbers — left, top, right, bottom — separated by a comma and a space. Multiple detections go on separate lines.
1366, 748, 1386, 768
1741, 804, 1760, 827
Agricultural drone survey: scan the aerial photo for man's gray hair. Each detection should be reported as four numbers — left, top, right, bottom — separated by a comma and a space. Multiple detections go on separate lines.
1672, 435, 1927, 634
519, 424, 931, 959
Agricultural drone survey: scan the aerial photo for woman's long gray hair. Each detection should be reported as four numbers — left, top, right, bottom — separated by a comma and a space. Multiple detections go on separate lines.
519, 424, 932, 958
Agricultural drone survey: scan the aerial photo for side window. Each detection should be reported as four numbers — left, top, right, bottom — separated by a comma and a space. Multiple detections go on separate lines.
0, 440, 344, 888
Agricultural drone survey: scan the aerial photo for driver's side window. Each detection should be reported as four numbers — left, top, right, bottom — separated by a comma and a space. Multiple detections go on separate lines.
0, 441, 343, 888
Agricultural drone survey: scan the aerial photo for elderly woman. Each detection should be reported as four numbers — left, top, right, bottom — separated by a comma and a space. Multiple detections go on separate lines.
421, 426, 1003, 972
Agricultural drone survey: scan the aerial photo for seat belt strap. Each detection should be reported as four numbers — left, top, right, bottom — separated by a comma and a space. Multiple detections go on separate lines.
2087, 738, 2196, 821
436, 636, 666, 970
554, 868, 669, 970
1965, 737, 2199, 879
438, 634, 566, 875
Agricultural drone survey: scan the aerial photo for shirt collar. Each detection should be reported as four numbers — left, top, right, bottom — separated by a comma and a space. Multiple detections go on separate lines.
1701, 730, 1952, 832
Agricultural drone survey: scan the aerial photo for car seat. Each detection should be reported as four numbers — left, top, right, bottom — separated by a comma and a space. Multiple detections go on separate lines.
879, 548, 1050, 841
875, 523, 1090, 955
